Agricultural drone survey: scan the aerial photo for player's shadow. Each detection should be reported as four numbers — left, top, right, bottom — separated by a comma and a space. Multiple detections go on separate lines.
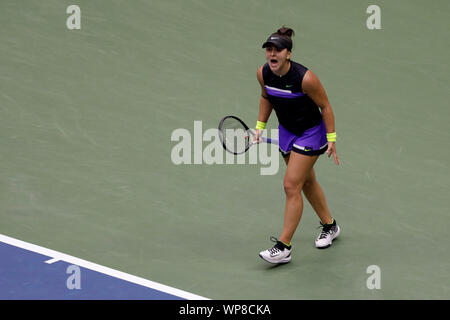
257, 259, 293, 271
264, 262, 290, 270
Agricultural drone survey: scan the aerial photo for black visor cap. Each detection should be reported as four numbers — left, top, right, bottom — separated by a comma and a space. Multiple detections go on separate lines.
262, 35, 292, 51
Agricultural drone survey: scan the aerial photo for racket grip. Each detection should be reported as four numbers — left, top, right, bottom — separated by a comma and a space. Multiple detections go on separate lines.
262, 137, 278, 145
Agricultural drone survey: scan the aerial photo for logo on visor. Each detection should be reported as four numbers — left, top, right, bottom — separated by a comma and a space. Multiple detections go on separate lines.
270, 37, 279, 40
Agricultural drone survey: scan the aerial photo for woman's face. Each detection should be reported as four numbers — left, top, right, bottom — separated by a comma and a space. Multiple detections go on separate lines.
265, 45, 291, 75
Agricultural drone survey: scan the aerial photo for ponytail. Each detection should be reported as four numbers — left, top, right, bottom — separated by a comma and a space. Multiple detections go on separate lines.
276, 27, 295, 39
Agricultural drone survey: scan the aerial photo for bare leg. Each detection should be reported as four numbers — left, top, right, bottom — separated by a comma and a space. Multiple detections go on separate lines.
279, 152, 318, 245
283, 155, 333, 226
302, 168, 333, 225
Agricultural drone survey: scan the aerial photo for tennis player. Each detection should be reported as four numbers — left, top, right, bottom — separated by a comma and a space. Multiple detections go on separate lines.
256, 27, 341, 264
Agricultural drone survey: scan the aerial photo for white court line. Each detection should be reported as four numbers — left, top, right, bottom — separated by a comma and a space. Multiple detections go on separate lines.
0, 233, 209, 300
45, 257, 60, 264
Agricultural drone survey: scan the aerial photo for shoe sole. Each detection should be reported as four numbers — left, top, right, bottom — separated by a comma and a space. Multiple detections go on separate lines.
259, 253, 291, 264
316, 226, 341, 249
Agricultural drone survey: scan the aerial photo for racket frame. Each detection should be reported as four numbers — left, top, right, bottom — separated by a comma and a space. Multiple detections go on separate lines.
218, 115, 278, 155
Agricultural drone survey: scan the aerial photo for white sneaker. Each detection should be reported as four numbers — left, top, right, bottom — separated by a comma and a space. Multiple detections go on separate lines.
315, 220, 340, 249
259, 237, 292, 264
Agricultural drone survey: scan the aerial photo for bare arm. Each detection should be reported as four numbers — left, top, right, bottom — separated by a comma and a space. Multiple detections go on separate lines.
302, 70, 335, 133
257, 66, 273, 123
253, 66, 273, 143
302, 70, 340, 165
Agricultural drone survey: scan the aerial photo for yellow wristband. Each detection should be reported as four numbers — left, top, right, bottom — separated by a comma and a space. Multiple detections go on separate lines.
326, 132, 337, 142
256, 121, 266, 130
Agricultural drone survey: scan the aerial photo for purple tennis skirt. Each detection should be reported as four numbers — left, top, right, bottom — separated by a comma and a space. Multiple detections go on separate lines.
278, 120, 328, 157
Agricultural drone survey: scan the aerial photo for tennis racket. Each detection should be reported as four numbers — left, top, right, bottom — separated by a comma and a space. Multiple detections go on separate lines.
218, 115, 278, 155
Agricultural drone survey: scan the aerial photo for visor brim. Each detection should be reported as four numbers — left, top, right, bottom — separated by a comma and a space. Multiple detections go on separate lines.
262, 40, 284, 49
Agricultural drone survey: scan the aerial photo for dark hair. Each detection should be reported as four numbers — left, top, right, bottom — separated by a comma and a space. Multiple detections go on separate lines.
275, 26, 295, 39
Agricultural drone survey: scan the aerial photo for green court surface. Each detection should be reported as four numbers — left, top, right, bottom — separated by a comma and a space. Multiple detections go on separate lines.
1, 0, 449, 299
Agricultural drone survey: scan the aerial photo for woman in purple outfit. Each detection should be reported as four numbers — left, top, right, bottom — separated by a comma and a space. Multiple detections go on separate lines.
256, 27, 341, 264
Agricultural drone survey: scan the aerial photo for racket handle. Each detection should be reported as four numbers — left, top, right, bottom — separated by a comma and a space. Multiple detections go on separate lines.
262, 137, 278, 145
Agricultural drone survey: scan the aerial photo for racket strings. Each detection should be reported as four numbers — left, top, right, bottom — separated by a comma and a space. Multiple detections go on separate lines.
220, 117, 251, 154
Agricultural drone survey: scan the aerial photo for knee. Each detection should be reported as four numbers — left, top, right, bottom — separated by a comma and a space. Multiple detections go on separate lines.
283, 179, 304, 196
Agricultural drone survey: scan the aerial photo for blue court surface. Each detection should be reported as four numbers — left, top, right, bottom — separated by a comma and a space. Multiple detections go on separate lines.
0, 234, 208, 300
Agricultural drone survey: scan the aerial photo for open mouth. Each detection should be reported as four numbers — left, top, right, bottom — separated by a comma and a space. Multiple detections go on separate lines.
269, 59, 278, 67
